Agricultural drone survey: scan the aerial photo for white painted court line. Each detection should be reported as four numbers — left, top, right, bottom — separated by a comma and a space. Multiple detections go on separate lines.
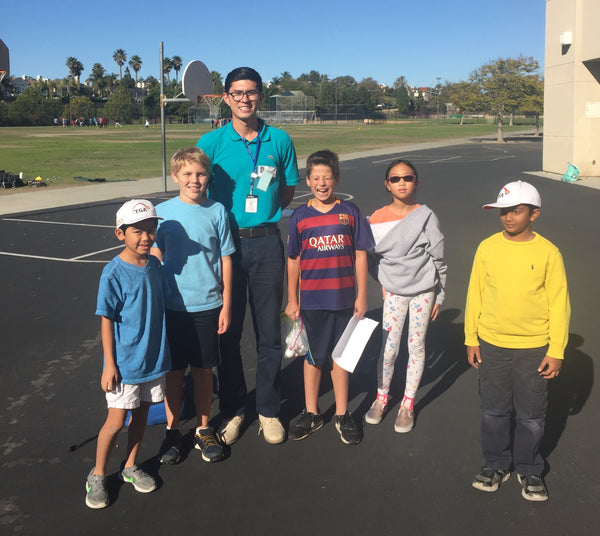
428, 156, 461, 164
3, 218, 113, 228
71, 245, 123, 260
0, 251, 108, 263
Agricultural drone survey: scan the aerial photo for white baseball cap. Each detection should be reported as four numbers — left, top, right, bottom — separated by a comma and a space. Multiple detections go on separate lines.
483, 180, 541, 209
116, 199, 161, 229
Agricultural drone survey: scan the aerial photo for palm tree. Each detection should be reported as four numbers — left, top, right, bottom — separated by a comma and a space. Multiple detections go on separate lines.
163, 57, 173, 84
128, 55, 142, 86
113, 49, 127, 80
66, 57, 84, 84
172, 55, 183, 85
86, 63, 107, 98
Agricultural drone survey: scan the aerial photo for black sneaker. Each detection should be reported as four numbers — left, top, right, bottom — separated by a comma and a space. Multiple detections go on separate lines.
194, 427, 224, 463
159, 429, 182, 465
334, 411, 362, 445
472, 466, 511, 492
518, 474, 549, 502
290, 409, 324, 440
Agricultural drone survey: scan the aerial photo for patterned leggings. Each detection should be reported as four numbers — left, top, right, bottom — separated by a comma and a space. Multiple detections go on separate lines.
377, 290, 435, 405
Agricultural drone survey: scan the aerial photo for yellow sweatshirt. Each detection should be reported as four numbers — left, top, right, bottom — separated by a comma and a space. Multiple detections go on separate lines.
465, 232, 570, 358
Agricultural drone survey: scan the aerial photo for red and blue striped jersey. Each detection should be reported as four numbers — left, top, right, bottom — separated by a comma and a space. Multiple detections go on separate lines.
287, 199, 374, 310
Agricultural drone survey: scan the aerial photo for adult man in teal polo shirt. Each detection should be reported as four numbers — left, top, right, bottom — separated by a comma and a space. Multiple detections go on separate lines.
197, 67, 300, 445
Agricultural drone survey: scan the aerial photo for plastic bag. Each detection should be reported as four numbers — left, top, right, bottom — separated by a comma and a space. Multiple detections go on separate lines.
561, 162, 580, 183
281, 313, 309, 358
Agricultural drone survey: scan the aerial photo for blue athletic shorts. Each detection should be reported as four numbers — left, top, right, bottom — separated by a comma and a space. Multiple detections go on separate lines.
165, 308, 220, 370
301, 308, 353, 366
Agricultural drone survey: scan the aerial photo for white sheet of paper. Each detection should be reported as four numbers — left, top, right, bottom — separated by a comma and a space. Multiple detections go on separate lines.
332, 316, 379, 373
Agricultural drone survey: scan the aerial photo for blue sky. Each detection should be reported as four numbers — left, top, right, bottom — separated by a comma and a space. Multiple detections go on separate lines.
2, 0, 546, 87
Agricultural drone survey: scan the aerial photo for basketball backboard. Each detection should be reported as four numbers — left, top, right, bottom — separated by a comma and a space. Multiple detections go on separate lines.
0, 39, 9, 83
182, 60, 213, 103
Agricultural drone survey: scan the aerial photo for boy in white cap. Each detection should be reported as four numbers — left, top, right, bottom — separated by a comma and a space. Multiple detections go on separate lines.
465, 181, 570, 502
85, 199, 170, 509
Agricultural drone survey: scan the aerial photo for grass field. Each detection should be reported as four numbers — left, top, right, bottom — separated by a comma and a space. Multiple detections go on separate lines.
0, 121, 534, 190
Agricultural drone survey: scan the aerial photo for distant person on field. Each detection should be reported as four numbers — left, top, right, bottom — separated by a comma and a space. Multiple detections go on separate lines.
365, 159, 447, 433
285, 149, 374, 445
152, 147, 235, 465
85, 200, 170, 509
465, 181, 570, 502
197, 67, 300, 446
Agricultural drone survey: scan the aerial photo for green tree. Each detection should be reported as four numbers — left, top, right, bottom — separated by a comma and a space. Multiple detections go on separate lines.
128, 55, 143, 87
0, 101, 8, 126
66, 57, 84, 84
518, 74, 544, 133
69, 96, 96, 120
8, 86, 62, 126
113, 49, 127, 80
172, 56, 183, 85
163, 57, 173, 83
279, 71, 295, 92
104, 85, 135, 123
143, 84, 161, 121
86, 63, 107, 99
470, 55, 541, 141
211, 71, 223, 94
444, 81, 482, 124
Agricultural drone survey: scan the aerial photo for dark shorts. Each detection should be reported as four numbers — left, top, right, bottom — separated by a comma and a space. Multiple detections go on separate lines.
165, 308, 220, 370
301, 308, 353, 366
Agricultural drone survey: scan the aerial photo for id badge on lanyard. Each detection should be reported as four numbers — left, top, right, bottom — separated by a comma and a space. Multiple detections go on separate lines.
243, 135, 261, 213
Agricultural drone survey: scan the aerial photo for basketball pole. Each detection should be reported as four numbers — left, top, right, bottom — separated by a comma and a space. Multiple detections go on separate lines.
160, 46, 213, 193
160, 42, 167, 193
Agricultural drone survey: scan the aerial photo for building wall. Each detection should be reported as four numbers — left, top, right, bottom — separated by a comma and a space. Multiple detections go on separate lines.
543, 0, 600, 177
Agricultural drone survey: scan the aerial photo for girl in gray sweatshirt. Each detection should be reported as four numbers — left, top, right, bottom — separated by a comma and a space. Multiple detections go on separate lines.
365, 159, 447, 433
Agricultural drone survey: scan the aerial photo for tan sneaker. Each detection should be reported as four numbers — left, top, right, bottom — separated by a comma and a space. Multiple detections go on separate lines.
217, 412, 245, 446
394, 406, 414, 433
258, 415, 286, 444
365, 399, 387, 425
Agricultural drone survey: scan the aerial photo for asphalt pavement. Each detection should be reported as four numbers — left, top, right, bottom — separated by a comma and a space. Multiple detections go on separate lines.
0, 134, 598, 535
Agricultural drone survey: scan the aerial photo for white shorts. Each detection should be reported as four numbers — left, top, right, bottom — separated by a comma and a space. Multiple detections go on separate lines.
105, 376, 165, 410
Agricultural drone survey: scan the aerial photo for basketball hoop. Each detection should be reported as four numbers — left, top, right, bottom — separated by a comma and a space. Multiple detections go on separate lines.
201, 94, 224, 119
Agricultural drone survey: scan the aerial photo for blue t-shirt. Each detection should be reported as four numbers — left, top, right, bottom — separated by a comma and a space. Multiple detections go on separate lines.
197, 119, 300, 229
95, 255, 170, 384
287, 199, 375, 311
155, 197, 236, 312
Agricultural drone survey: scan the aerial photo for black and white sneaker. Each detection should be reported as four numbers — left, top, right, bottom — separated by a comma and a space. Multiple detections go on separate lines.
334, 411, 362, 445
290, 409, 324, 440
159, 429, 181, 465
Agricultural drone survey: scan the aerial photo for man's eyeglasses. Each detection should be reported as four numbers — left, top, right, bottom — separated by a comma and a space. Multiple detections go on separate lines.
227, 90, 261, 102
386, 175, 417, 183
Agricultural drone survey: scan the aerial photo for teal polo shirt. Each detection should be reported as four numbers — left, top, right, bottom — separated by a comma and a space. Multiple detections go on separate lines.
197, 120, 300, 229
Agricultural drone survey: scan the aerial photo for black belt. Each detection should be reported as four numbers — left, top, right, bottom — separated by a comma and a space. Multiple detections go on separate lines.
238, 225, 278, 239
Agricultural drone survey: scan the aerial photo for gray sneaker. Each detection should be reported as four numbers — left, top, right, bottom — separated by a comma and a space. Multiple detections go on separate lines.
121, 465, 157, 493
394, 406, 414, 433
472, 467, 511, 492
518, 474, 549, 502
85, 469, 109, 509
365, 399, 387, 425
217, 411, 245, 446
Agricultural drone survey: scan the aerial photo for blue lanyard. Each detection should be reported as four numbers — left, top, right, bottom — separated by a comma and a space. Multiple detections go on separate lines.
242, 134, 261, 195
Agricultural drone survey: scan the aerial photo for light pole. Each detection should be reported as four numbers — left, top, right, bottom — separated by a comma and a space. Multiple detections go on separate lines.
436, 77, 441, 117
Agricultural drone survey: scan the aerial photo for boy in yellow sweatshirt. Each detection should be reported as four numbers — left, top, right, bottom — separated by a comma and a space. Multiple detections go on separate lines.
465, 180, 570, 502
